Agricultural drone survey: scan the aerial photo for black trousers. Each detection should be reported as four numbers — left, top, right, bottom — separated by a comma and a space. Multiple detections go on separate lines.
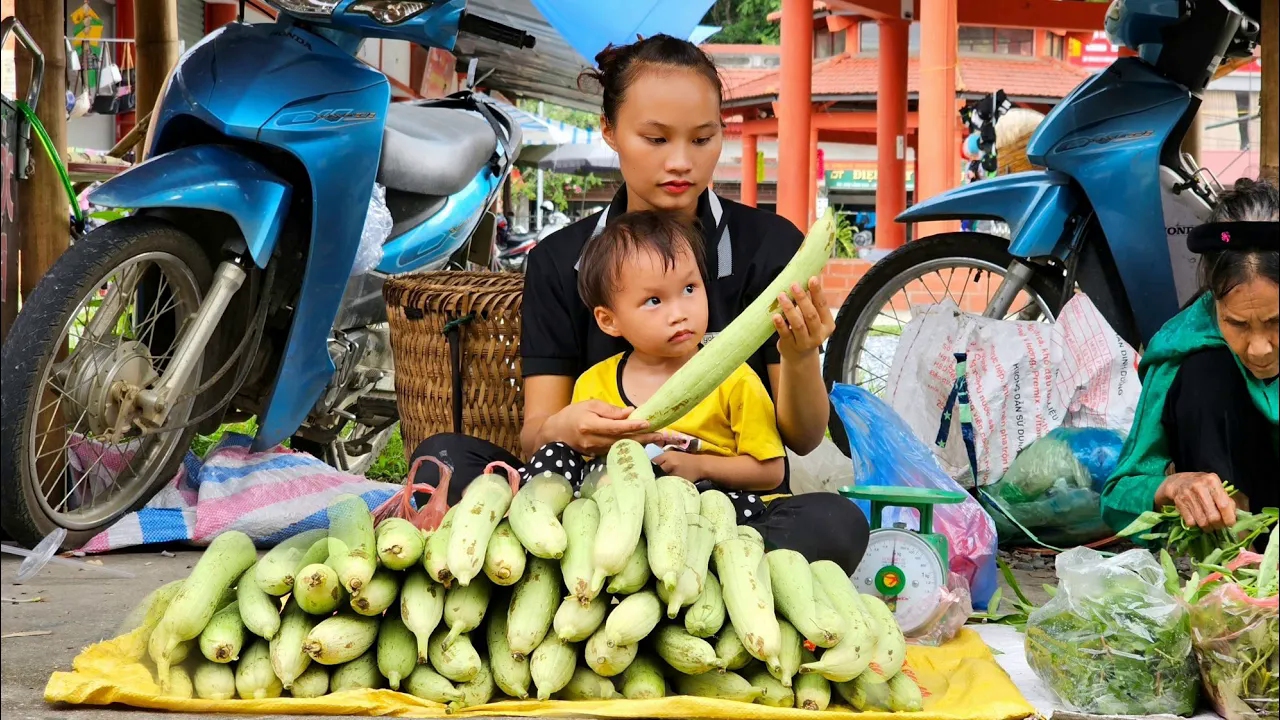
409, 433, 870, 575
1163, 347, 1278, 512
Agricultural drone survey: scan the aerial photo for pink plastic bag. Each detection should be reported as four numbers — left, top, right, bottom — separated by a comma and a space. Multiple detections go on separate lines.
1190, 552, 1279, 720
371, 459, 522, 532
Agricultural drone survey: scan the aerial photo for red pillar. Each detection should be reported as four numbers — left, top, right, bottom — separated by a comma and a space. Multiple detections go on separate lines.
808, 125, 820, 226
777, 0, 814, 229
115, 0, 136, 142
740, 132, 759, 207
917, 0, 958, 206
875, 18, 909, 250
205, 2, 239, 32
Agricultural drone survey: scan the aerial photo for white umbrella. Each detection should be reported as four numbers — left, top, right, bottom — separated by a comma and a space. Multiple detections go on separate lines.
537, 141, 620, 174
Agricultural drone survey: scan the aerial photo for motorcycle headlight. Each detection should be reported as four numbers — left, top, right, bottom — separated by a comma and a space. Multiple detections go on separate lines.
271, 0, 341, 16
348, 1, 430, 25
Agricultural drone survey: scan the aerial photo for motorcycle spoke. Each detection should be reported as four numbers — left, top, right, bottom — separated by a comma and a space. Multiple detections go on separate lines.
27, 249, 205, 529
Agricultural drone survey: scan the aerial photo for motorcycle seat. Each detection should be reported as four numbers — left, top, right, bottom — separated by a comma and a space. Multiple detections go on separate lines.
378, 102, 497, 197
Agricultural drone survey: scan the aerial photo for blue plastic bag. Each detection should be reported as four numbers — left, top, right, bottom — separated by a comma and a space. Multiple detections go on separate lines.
831, 383, 999, 610
984, 426, 1125, 547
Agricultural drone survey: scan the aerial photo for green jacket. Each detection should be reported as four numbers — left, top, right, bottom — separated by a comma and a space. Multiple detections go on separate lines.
1100, 293, 1279, 532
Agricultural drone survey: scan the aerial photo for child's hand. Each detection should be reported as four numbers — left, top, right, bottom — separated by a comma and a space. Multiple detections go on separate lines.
654, 451, 706, 482
773, 276, 835, 361
544, 400, 663, 457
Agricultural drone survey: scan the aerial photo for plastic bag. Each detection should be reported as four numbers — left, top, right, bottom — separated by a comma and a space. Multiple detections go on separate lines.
788, 436, 854, 495
1025, 547, 1200, 716
351, 182, 391, 276
984, 427, 1123, 547
831, 383, 998, 610
908, 572, 973, 647
1190, 552, 1279, 720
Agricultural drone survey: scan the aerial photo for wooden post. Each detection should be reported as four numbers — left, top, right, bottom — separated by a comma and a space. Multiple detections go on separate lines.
14, 0, 69, 511
15, 0, 68, 294
134, 0, 180, 136
1261, 0, 1278, 182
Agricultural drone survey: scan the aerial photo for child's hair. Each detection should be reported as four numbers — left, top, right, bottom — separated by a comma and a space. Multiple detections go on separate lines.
577, 34, 723, 127
577, 211, 707, 309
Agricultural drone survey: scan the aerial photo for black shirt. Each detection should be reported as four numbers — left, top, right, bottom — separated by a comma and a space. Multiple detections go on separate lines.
520, 187, 805, 395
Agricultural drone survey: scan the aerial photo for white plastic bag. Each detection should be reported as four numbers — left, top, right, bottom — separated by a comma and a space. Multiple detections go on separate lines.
884, 294, 1141, 486
351, 183, 392, 276
787, 436, 854, 495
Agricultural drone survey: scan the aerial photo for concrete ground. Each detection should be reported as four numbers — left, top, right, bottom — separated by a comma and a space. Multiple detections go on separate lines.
3, 548, 1052, 720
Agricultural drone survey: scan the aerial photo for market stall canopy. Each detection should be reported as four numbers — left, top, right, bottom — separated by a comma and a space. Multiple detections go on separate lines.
455, 0, 719, 111
483, 95, 599, 164
536, 140, 621, 175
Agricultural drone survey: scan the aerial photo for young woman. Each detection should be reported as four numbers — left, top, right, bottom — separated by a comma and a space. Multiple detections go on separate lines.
1102, 178, 1278, 533
414, 35, 868, 573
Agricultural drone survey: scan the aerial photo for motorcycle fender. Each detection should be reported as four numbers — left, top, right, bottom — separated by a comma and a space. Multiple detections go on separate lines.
895, 170, 1079, 259
89, 145, 291, 268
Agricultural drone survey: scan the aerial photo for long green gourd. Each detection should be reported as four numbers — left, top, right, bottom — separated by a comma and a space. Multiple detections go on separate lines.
631, 209, 836, 429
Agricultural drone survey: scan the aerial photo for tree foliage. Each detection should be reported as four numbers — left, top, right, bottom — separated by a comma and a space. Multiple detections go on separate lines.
701, 0, 782, 45
516, 99, 601, 130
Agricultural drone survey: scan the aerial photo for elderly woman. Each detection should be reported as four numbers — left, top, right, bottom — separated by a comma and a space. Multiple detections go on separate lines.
1102, 178, 1278, 533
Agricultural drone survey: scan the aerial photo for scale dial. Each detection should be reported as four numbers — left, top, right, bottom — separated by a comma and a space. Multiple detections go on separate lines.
850, 527, 946, 636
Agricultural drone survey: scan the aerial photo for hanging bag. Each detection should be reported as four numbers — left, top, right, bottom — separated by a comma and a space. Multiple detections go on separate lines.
115, 44, 136, 113
91, 43, 123, 115
67, 39, 91, 119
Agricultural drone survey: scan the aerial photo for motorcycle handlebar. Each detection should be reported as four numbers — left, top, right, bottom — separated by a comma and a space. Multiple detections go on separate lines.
458, 14, 536, 50
0, 17, 45, 109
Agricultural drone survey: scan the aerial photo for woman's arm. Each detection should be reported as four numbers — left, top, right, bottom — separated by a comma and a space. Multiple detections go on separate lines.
768, 277, 836, 455
654, 452, 784, 492
521, 375, 574, 460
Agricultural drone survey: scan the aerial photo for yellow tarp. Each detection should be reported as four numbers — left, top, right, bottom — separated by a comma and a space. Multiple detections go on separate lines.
46, 628, 1035, 720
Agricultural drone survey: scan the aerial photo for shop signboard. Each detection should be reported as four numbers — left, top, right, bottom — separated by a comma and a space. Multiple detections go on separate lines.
1067, 30, 1261, 75
825, 162, 916, 192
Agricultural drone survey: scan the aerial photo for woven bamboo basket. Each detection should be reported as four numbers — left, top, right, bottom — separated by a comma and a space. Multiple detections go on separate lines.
997, 131, 1042, 175
384, 271, 524, 459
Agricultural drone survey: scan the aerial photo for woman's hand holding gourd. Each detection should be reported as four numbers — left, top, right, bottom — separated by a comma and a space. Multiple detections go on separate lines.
773, 277, 835, 360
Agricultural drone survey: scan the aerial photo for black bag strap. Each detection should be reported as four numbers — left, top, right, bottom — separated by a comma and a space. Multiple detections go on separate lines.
442, 313, 476, 433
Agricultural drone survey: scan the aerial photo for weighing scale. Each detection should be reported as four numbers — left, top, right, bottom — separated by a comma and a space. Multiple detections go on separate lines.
839, 485, 967, 636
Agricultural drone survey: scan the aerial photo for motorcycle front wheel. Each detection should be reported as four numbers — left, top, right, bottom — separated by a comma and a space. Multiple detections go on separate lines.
0, 218, 215, 549
822, 232, 1064, 455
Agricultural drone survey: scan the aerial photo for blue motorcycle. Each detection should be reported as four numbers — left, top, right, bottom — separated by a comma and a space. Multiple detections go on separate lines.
0, 0, 532, 547
823, 0, 1261, 449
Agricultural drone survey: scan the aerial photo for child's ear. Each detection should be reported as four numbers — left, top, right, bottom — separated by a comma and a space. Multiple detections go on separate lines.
594, 306, 623, 338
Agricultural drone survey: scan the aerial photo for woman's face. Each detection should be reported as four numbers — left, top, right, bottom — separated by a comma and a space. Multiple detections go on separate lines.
602, 67, 723, 215
1216, 276, 1280, 379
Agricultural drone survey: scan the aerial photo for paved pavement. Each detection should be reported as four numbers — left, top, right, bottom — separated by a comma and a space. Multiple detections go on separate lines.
1, 549, 360, 720
3, 547, 1051, 720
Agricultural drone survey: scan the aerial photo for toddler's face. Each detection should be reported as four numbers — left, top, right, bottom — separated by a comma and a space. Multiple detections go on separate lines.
595, 245, 708, 358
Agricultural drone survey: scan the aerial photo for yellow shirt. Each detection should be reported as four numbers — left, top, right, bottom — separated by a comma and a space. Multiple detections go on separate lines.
571, 352, 785, 462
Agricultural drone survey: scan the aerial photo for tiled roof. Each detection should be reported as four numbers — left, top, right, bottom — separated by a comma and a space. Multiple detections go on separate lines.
725, 53, 1092, 102
718, 66, 777, 92
702, 43, 782, 55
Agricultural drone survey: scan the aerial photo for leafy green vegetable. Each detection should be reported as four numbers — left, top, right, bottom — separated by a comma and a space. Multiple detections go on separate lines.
1187, 527, 1279, 720
1025, 547, 1199, 716
1117, 485, 1278, 561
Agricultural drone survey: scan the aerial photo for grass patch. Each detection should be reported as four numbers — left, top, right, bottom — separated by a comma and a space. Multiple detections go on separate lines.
191, 417, 261, 457
190, 418, 407, 480
868, 323, 904, 337
366, 426, 408, 481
